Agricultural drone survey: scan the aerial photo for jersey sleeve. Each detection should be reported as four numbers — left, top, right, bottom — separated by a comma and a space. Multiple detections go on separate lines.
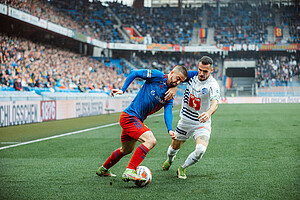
163, 99, 174, 132
121, 69, 163, 93
184, 71, 198, 82
210, 80, 220, 101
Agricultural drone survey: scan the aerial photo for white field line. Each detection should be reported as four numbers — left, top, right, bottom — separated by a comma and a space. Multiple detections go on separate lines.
1, 142, 20, 144
0, 110, 180, 151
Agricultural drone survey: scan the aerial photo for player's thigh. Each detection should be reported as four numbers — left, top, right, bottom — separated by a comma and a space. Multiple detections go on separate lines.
120, 112, 150, 143
175, 119, 194, 141
193, 127, 211, 147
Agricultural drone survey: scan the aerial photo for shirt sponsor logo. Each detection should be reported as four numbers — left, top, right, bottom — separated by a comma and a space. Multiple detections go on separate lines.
202, 88, 208, 95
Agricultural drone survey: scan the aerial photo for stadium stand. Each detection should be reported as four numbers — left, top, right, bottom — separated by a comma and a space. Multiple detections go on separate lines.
1, 1, 298, 46
109, 2, 198, 45
208, 3, 274, 45
2, 0, 124, 42
256, 56, 299, 88
0, 33, 140, 95
0, 0, 299, 99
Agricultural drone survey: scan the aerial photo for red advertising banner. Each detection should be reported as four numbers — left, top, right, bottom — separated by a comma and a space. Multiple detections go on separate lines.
40, 100, 56, 121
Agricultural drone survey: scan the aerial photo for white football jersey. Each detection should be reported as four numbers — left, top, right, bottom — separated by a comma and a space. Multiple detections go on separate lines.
180, 74, 220, 123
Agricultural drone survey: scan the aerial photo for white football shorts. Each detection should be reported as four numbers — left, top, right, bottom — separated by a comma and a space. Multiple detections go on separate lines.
175, 118, 211, 142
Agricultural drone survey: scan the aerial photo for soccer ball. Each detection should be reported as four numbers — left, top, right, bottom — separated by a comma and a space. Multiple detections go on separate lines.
135, 166, 152, 187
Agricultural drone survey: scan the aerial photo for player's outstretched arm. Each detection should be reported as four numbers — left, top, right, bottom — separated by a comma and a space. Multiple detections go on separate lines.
168, 130, 177, 140
111, 89, 124, 97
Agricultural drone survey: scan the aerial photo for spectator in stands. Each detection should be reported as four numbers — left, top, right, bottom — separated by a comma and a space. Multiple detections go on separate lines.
13, 76, 23, 91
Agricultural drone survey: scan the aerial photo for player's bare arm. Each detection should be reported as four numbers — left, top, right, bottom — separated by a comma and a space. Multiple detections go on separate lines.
164, 87, 177, 101
198, 100, 218, 123
111, 89, 124, 97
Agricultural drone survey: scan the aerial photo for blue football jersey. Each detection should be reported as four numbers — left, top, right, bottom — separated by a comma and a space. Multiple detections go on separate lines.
121, 69, 173, 131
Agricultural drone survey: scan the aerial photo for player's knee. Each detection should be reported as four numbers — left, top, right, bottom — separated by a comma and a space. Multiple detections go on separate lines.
145, 137, 157, 149
150, 137, 157, 148
194, 144, 206, 160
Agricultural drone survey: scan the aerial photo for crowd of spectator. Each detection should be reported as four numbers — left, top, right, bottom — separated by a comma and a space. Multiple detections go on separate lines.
109, 2, 199, 45
208, 3, 274, 45
1, 1, 299, 45
1, 1, 300, 96
1, 0, 124, 42
256, 56, 299, 88
1, 31, 299, 96
0, 33, 141, 93
280, 5, 300, 43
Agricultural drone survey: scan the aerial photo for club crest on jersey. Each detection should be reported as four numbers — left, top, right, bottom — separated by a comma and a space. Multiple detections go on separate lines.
202, 88, 208, 95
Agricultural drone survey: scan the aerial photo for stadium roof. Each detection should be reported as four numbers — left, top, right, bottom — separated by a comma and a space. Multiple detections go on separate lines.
98, 0, 296, 7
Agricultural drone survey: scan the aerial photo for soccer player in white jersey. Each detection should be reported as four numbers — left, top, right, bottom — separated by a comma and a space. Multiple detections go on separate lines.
162, 56, 220, 179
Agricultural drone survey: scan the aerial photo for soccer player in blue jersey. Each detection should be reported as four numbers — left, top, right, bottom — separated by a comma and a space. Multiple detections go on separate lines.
96, 65, 188, 183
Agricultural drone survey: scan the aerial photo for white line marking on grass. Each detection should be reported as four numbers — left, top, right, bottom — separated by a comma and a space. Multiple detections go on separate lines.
0, 122, 118, 151
1, 142, 20, 144
0, 110, 180, 151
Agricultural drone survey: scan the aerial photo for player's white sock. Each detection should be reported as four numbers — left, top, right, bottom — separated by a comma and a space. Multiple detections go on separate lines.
182, 144, 206, 169
167, 145, 179, 163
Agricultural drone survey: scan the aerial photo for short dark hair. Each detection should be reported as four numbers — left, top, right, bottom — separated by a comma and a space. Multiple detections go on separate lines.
173, 65, 188, 78
199, 56, 213, 66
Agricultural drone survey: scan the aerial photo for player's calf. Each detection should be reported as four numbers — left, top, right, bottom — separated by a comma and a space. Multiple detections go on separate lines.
163, 145, 180, 170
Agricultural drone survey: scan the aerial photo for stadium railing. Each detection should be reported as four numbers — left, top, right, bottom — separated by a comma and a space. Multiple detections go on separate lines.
257, 86, 300, 97
40, 92, 110, 100
0, 91, 43, 101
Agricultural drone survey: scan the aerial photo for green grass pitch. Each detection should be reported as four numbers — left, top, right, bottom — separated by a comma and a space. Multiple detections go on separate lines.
0, 104, 299, 200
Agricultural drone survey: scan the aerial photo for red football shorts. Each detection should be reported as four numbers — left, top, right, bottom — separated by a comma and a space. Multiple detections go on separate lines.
119, 112, 150, 143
